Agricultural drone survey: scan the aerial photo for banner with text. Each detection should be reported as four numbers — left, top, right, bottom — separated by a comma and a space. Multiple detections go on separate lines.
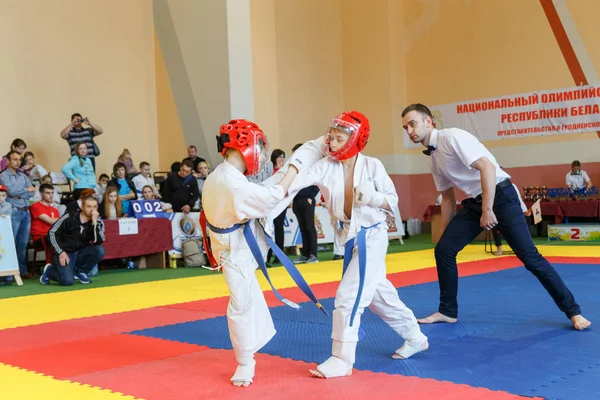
404, 85, 600, 148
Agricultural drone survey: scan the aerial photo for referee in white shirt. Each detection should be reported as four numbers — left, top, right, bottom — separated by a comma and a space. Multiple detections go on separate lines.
401, 103, 590, 331
566, 160, 592, 189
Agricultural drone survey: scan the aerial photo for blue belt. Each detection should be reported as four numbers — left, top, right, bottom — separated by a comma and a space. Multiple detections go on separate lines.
207, 219, 328, 316
342, 223, 380, 327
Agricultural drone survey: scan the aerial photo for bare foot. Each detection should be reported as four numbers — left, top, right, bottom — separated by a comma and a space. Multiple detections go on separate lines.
309, 356, 352, 378
495, 250, 502, 256
231, 361, 255, 387
309, 368, 352, 378
417, 312, 457, 324
571, 315, 591, 331
392, 340, 429, 359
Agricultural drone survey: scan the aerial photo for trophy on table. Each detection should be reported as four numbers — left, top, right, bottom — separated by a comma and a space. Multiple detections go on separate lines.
540, 186, 548, 202
532, 186, 540, 201
523, 187, 530, 202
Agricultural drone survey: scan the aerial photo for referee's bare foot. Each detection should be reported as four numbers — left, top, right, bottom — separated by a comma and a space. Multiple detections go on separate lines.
417, 312, 457, 324
571, 315, 591, 331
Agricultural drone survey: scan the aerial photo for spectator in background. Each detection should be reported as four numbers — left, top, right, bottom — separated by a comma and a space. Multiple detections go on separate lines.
62, 142, 96, 200
43, 195, 105, 286
0, 185, 11, 217
266, 149, 286, 266
291, 143, 319, 264
60, 113, 103, 171
108, 162, 136, 217
132, 161, 160, 199
0, 151, 36, 279
0, 185, 13, 285
22, 152, 48, 183
95, 174, 110, 203
194, 161, 210, 210
66, 188, 96, 214
30, 183, 60, 267
142, 185, 172, 212
1, 138, 27, 172
117, 148, 138, 177
161, 160, 198, 214
31, 175, 66, 216
566, 160, 592, 189
183, 145, 205, 175
101, 186, 124, 219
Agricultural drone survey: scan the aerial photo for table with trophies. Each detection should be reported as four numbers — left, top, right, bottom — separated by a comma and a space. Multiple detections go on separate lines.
522, 185, 600, 222
423, 185, 599, 243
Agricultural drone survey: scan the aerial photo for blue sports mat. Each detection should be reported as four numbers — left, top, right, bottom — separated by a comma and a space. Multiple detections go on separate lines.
130, 263, 600, 400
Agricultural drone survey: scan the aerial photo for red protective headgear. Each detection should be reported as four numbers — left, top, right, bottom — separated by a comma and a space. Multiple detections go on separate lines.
217, 119, 269, 176
325, 111, 370, 161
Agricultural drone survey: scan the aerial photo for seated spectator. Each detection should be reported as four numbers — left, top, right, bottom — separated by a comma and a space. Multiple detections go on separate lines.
183, 145, 205, 175
66, 188, 96, 214
108, 163, 136, 217
101, 186, 124, 219
30, 183, 60, 266
22, 151, 48, 183
95, 173, 110, 203
566, 160, 592, 189
159, 162, 181, 199
132, 161, 160, 199
1, 138, 27, 172
117, 148, 137, 177
194, 161, 210, 210
0, 185, 11, 218
31, 175, 66, 216
42, 195, 105, 286
161, 160, 198, 214
141, 185, 172, 212
62, 142, 96, 200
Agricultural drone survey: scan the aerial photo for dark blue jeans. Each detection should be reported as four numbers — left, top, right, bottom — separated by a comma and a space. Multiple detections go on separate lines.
47, 245, 105, 286
435, 180, 581, 319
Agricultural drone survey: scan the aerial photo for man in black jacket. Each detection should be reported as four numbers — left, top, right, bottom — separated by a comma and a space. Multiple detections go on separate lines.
42, 195, 105, 286
162, 160, 199, 214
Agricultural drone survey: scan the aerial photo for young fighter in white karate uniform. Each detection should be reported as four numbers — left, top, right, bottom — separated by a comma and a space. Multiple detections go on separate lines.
273, 111, 428, 379
201, 119, 327, 388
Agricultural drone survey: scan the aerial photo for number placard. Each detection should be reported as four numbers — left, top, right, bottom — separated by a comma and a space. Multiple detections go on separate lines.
131, 200, 163, 218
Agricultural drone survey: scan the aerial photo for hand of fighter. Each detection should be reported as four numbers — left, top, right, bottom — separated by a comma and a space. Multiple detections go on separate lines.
480, 209, 498, 230
59, 252, 70, 267
354, 183, 385, 207
181, 205, 191, 214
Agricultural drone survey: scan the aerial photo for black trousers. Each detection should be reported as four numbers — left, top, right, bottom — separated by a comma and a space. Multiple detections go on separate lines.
293, 197, 317, 258
267, 209, 286, 263
435, 180, 580, 319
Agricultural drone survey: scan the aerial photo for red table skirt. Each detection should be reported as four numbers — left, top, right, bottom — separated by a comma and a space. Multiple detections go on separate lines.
554, 200, 599, 218
102, 218, 173, 260
423, 202, 568, 225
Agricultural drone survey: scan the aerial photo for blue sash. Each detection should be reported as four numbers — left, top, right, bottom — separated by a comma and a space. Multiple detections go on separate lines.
206, 219, 328, 316
342, 223, 381, 327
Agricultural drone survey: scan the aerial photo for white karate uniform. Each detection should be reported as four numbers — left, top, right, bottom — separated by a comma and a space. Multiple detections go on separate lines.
202, 137, 328, 364
565, 170, 591, 189
275, 153, 424, 351
132, 174, 160, 199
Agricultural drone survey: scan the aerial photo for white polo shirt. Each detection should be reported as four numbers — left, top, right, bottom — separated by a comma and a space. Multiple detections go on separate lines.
428, 128, 510, 198
565, 170, 590, 189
